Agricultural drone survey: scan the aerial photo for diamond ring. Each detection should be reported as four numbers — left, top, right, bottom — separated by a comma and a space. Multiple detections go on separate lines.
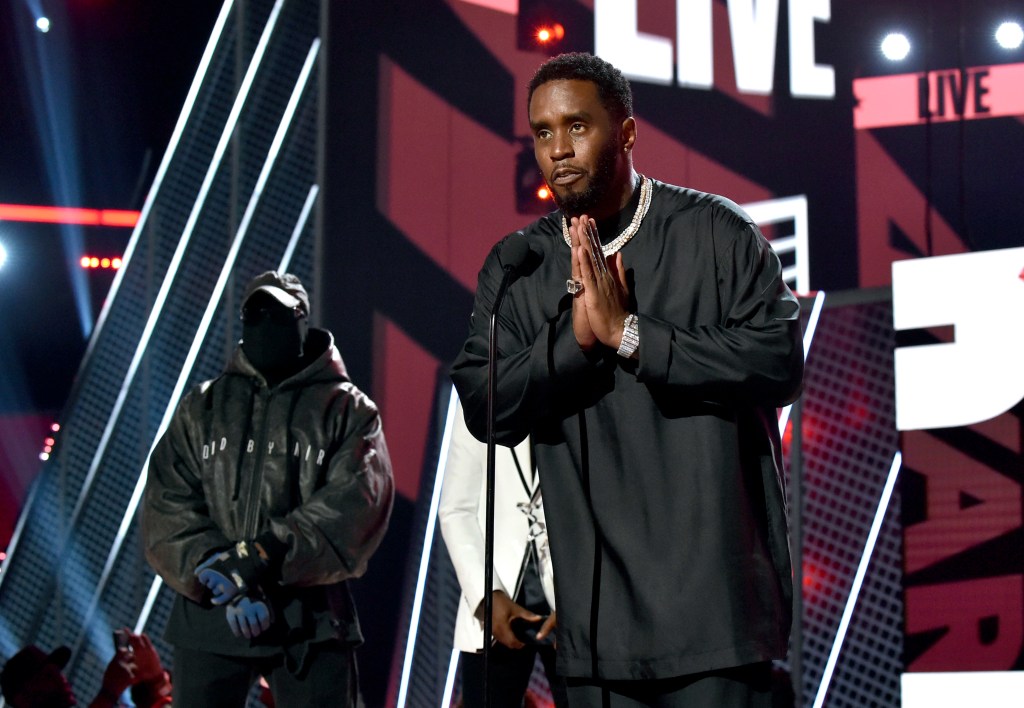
566, 279, 583, 295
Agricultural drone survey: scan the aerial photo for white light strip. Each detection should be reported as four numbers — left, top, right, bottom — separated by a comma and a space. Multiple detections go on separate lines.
770, 235, 797, 253
134, 576, 164, 635
84, 0, 235, 358
812, 452, 903, 708
63, 0, 289, 564
0, 478, 42, 586
441, 647, 460, 708
779, 290, 825, 435
397, 387, 459, 708
278, 184, 319, 273
79, 36, 320, 648
744, 195, 810, 293
0, 0, 238, 596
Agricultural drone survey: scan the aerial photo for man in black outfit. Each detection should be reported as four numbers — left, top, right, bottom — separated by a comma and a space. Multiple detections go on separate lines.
451, 54, 803, 707
143, 271, 393, 707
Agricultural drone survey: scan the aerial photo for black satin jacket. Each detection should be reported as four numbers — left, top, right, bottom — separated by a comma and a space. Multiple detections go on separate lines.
142, 328, 393, 657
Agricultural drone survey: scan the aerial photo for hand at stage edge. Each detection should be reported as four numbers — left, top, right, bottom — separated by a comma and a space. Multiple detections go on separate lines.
490, 590, 541, 650
569, 215, 630, 352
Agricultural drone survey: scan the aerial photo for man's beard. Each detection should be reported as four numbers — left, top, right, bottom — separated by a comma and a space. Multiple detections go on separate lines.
550, 136, 620, 216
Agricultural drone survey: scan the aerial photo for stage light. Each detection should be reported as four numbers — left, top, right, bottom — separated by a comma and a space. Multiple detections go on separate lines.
995, 21, 1023, 49
51, 423, 60, 432
535, 22, 565, 45
79, 255, 123, 269
881, 32, 911, 61
0, 242, 7, 269
35, 17, 50, 33
516, 140, 552, 214
517, 0, 587, 55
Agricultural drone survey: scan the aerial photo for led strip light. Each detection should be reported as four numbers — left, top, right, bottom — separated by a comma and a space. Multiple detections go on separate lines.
396, 387, 459, 708
779, 289, 826, 435
812, 452, 903, 708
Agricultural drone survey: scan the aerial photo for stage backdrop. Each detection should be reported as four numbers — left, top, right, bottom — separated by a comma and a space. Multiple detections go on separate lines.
320, 2, 1022, 701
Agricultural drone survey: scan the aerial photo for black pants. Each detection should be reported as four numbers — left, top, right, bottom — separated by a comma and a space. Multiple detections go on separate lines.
172, 641, 358, 708
565, 662, 775, 708
461, 642, 568, 708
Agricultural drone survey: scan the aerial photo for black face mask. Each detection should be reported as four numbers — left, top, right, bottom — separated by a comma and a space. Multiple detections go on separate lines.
240, 294, 308, 385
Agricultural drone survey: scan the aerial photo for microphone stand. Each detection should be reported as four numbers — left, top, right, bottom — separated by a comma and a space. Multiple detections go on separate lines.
483, 261, 519, 708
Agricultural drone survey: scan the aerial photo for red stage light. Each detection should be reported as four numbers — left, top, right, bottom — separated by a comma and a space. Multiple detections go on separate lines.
536, 185, 552, 200
80, 255, 123, 269
535, 23, 565, 45
51, 423, 60, 432
0, 203, 139, 227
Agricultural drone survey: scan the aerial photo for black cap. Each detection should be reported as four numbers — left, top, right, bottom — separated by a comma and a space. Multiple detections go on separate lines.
0, 645, 71, 700
242, 271, 310, 316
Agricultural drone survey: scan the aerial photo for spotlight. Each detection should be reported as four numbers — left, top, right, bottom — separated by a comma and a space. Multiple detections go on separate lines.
35, 16, 50, 33
516, 140, 552, 214
0, 241, 7, 269
995, 21, 1024, 49
535, 23, 565, 45
880, 32, 911, 61
517, 0, 589, 55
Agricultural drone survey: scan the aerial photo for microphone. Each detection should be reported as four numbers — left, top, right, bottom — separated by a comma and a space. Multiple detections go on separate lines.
483, 230, 529, 707
497, 231, 530, 278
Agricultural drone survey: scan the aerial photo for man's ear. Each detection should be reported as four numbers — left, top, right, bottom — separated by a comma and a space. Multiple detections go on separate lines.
621, 116, 637, 152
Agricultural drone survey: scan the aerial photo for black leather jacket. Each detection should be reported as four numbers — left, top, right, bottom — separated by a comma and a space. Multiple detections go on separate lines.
142, 328, 393, 655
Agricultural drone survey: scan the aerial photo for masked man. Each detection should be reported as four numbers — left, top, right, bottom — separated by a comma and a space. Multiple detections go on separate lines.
143, 271, 393, 707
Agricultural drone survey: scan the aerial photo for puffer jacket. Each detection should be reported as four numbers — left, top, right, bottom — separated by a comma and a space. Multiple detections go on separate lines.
142, 328, 393, 656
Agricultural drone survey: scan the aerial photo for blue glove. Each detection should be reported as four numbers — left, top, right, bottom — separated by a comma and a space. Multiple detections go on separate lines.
195, 539, 272, 605
225, 592, 274, 639
195, 549, 246, 605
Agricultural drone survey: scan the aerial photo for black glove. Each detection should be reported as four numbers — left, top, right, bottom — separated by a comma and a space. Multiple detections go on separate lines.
194, 534, 285, 605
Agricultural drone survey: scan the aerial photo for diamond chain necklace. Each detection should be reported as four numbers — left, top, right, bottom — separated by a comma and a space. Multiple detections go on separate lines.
560, 174, 652, 256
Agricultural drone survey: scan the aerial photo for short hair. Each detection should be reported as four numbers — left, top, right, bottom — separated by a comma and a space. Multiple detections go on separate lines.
527, 52, 634, 124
